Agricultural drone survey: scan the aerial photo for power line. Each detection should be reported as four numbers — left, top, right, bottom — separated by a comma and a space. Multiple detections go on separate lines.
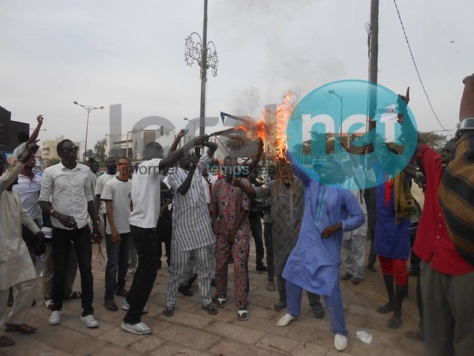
392, 0, 446, 130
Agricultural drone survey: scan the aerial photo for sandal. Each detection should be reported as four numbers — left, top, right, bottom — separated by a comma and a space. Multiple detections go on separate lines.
388, 314, 403, 329
5, 323, 37, 335
312, 305, 325, 319
163, 306, 174, 317
237, 309, 249, 321
274, 302, 286, 311
65, 291, 82, 299
216, 297, 227, 308
202, 304, 218, 315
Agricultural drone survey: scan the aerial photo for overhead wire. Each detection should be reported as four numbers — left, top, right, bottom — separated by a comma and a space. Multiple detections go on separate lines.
392, 0, 447, 130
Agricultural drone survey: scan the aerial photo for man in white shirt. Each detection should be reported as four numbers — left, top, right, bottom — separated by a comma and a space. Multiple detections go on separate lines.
13, 156, 43, 264
0, 146, 42, 347
101, 157, 132, 311
121, 135, 208, 335
38, 139, 99, 329
95, 157, 117, 236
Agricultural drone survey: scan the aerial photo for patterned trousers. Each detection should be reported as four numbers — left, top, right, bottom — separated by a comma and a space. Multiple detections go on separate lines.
215, 233, 250, 309
166, 239, 215, 307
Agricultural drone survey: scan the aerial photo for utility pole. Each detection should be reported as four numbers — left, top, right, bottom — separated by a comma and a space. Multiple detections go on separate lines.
185, 0, 218, 136
199, 0, 208, 136
368, 0, 379, 121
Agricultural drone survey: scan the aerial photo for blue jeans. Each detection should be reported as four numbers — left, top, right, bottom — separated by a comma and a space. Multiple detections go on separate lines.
104, 233, 130, 300
286, 279, 348, 336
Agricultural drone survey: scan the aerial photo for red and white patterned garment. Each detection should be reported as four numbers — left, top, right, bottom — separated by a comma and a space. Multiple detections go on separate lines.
210, 178, 251, 308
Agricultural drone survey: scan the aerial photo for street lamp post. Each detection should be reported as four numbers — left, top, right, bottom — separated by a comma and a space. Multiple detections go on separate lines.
184, 0, 218, 135
183, 117, 200, 150
328, 90, 344, 161
183, 117, 198, 133
73, 101, 104, 162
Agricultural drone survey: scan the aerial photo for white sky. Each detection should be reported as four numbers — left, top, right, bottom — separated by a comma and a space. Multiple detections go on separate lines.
1, 0, 472, 149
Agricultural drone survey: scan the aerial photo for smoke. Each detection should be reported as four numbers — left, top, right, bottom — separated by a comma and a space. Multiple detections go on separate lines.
232, 86, 261, 117
212, 0, 346, 113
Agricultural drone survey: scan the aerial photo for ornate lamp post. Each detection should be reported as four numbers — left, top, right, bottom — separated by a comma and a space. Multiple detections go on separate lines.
73, 101, 104, 162
185, 0, 218, 135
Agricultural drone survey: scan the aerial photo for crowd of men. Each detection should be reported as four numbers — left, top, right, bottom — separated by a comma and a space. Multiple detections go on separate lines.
1, 74, 474, 354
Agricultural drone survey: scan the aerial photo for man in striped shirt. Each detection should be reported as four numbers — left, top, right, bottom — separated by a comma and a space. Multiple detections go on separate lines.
163, 141, 219, 317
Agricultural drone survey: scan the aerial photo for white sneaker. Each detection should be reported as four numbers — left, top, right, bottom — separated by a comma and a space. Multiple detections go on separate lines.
276, 313, 297, 327
121, 321, 152, 335
334, 334, 348, 351
49, 310, 62, 325
121, 301, 148, 314
80, 314, 99, 328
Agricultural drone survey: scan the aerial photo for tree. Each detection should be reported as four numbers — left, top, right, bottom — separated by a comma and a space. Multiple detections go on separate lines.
94, 139, 106, 163
108, 147, 122, 159
419, 131, 448, 152
84, 149, 95, 159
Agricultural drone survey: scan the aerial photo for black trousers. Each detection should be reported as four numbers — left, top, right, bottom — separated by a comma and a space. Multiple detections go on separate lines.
123, 225, 160, 324
52, 226, 94, 316
249, 216, 264, 267
157, 219, 172, 268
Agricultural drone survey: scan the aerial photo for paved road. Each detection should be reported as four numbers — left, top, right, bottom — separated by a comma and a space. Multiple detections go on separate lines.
2, 243, 424, 356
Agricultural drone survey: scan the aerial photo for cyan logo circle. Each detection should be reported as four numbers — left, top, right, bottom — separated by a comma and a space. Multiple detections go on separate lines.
286, 80, 418, 189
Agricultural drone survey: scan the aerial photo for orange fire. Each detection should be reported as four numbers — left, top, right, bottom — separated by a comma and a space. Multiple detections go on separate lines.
229, 91, 296, 162
233, 119, 266, 142
274, 91, 296, 161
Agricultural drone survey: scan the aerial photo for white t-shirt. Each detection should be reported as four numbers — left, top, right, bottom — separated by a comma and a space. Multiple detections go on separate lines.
129, 159, 162, 229
95, 172, 117, 215
100, 177, 132, 234
13, 174, 42, 220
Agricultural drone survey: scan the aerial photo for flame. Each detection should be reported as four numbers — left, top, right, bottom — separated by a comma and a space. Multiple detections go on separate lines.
274, 91, 296, 161
233, 118, 266, 142
226, 91, 296, 162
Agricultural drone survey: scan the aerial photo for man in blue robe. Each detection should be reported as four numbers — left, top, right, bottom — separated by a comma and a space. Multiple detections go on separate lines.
276, 154, 365, 352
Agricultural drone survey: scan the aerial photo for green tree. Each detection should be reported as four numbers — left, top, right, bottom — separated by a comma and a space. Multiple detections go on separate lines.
84, 149, 95, 159
94, 139, 106, 163
108, 147, 121, 159
419, 131, 447, 152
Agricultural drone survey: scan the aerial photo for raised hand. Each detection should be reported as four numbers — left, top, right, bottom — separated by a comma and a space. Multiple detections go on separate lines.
177, 129, 187, 139
398, 87, 410, 104
37, 115, 44, 125
194, 135, 209, 146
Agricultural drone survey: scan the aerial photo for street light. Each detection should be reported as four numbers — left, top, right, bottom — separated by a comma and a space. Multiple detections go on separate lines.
184, 0, 218, 135
328, 90, 344, 161
73, 101, 104, 162
183, 117, 198, 132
